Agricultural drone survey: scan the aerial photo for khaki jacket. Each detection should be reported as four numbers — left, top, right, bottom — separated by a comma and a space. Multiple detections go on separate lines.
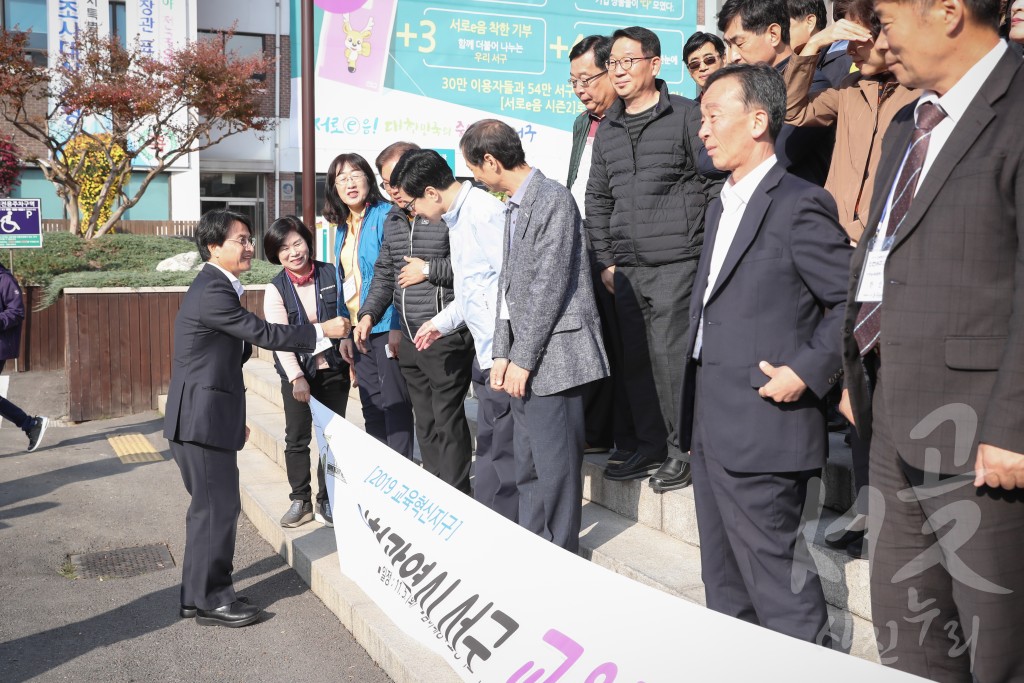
784, 53, 919, 242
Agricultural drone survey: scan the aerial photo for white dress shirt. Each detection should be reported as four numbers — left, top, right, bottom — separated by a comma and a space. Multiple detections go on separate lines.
694, 155, 778, 357
432, 181, 506, 370
873, 40, 1007, 238
206, 262, 245, 298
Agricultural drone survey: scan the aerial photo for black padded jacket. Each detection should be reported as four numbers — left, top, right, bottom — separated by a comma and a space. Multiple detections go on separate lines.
358, 206, 456, 339
585, 80, 718, 270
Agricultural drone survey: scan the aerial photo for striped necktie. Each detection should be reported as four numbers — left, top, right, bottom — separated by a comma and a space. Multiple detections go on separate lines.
853, 101, 946, 356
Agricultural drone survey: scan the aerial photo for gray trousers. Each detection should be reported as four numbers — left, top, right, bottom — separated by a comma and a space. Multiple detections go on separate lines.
868, 372, 1024, 682
511, 385, 586, 553
471, 360, 518, 522
615, 261, 697, 461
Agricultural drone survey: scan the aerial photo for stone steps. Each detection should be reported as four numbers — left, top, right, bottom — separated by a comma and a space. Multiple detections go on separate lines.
237, 357, 877, 661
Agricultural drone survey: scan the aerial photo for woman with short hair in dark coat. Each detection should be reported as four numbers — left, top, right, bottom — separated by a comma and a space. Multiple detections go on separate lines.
263, 216, 350, 528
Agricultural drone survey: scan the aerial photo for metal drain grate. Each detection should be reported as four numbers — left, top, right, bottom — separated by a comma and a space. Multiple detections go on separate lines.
67, 544, 175, 580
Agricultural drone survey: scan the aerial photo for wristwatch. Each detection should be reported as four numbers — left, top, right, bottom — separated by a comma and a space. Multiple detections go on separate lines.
421, 262, 430, 277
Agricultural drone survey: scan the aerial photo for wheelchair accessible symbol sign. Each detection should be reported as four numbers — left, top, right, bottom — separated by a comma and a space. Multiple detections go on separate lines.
0, 198, 42, 248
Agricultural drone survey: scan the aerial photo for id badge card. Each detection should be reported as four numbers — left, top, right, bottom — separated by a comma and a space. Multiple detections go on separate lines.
342, 276, 357, 302
855, 235, 892, 303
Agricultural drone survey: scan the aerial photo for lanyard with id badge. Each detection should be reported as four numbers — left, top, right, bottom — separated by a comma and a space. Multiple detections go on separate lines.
855, 232, 892, 303
334, 222, 360, 311
855, 195, 899, 304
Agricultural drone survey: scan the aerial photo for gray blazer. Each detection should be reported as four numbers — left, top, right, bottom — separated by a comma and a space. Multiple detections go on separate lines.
493, 169, 609, 396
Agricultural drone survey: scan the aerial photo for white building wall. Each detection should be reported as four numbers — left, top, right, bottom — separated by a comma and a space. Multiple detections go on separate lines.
170, 0, 202, 220
197, 0, 287, 37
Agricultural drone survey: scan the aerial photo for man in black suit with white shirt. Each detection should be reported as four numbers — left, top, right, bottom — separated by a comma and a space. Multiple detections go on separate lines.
680, 64, 851, 643
164, 210, 350, 627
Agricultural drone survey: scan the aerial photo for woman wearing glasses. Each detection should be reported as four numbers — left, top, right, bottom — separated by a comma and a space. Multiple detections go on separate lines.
323, 152, 415, 460
683, 32, 725, 99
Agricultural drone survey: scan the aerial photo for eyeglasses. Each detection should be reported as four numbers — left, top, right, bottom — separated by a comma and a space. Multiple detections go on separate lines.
687, 54, 720, 71
568, 70, 608, 89
379, 179, 391, 191
605, 56, 654, 71
401, 197, 417, 214
226, 236, 256, 248
335, 172, 367, 186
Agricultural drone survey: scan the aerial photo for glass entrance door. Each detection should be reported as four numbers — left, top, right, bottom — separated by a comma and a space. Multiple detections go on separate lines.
199, 199, 265, 260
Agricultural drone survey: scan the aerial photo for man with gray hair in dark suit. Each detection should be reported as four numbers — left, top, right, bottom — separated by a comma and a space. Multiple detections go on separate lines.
461, 119, 609, 552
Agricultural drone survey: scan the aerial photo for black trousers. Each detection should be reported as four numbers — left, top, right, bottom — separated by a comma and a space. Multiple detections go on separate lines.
471, 359, 517, 521
170, 439, 240, 610
690, 365, 829, 644
868, 371, 1024, 682
0, 359, 31, 431
398, 330, 474, 493
615, 261, 696, 461
280, 365, 350, 504
512, 384, 586, 553
584, 273, 637, 452
352, 331, 414, 459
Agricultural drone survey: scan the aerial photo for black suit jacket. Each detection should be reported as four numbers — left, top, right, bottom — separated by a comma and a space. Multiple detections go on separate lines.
163, 265, 318, 451
842, 48, 1024, 474
679, 163, 852, 472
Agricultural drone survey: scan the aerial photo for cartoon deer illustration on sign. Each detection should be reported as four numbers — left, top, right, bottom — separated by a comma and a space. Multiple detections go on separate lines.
342, 13, 374, 73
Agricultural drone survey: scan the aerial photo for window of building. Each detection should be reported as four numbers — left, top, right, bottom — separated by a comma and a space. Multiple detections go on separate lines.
199, 172, 267, 259
3, 0, 47, 64
109, 1, 126, 48
293, 173, 330, 223
198, 30, 266, 79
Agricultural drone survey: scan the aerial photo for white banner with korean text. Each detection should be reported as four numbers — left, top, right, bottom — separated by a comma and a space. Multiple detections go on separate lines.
47, 0, 110, 139
310, 398, 919, 683
124, 0, 191, 168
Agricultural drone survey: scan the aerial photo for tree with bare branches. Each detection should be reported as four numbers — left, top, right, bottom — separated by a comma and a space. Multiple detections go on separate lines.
0, 28, 273, 238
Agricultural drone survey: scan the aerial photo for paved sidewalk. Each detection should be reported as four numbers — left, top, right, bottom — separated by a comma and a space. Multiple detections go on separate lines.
0, 370, 390, 683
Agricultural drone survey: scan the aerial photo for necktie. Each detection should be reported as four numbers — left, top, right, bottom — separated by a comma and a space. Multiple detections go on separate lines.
853, 102, 946, 356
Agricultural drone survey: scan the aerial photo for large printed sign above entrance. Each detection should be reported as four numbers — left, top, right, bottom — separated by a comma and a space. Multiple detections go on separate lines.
290, 0, 698, 181
387, 0, 696, 131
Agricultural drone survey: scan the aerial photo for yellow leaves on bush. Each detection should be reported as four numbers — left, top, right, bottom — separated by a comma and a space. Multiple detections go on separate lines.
65, 134, 130, 234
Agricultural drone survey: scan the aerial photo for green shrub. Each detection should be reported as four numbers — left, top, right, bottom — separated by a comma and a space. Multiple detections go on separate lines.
9, 232, 282, 308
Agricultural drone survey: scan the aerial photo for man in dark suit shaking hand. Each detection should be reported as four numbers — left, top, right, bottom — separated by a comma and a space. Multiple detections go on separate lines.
680, 64, 852, 643
164, 210, 351, 627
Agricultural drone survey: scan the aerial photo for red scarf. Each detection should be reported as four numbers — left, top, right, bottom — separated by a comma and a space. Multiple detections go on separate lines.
285, 263, 315, 287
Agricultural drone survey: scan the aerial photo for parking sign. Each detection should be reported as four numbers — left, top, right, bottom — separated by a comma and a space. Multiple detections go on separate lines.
0, 198, 43, 249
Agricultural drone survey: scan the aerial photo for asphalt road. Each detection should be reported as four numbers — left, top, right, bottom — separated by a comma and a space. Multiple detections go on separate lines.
0, 370, 391, 683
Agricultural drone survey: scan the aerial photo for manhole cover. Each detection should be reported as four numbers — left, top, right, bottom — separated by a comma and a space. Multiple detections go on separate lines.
67, 544, 175, 580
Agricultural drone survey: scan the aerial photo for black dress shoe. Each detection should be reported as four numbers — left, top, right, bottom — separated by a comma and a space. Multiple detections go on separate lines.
649, 457, 692, 493
603, 452, 665, 481
194, 600, 261, 627
605, 449, 635, 467
180, 595, 249, 619
824, 527, 866, 551
844, 535, 866, 560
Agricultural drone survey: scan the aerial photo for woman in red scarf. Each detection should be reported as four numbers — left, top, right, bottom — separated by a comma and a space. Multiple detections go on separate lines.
263, 216, 350, 528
